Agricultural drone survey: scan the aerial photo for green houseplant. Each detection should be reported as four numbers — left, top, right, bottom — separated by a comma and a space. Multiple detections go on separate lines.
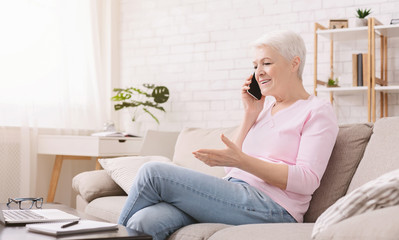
355, 8, 372, 26
111, 84, 169, 124
356, 8, 372, 19
327, 77, 339, 88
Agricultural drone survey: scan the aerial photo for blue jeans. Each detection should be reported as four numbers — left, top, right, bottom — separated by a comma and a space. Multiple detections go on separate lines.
118, 162, 296, 240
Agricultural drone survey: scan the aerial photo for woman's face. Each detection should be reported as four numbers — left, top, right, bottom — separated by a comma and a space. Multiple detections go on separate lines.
252, 45, 293, 98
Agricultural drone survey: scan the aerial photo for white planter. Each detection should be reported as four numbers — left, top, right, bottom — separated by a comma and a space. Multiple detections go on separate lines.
355, 18, 368, 27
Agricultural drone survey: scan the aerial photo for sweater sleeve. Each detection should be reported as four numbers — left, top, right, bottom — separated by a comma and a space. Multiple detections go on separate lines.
286, 102, 338, 195
224, 167, 233, 174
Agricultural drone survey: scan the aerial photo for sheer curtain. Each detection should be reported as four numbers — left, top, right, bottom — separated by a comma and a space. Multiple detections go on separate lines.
0, 0, 111, 202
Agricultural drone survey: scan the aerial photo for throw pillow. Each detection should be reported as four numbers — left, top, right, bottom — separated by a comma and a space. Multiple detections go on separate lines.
173, 126, 238, 178
99, 156, 172, 194
304, 123, 373, 222
315, 206, 399, 240
312, 168, 399, 239
72, 170, 126, 202
347, 116, 399, 193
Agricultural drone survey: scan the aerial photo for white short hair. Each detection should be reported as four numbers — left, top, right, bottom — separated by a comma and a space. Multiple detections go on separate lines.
252, 30, 306, 79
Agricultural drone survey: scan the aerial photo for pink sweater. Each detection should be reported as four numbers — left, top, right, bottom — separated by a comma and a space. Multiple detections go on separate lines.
225, 95, 339, 222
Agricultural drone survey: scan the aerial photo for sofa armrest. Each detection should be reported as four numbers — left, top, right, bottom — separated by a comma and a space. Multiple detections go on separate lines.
72, 170, 126, 202
315, 206, 399, 240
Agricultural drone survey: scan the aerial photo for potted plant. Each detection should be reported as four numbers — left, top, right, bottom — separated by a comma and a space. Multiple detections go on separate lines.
327, 77, 339, 88
111, 84, 169, 124
355, 8, 372, 27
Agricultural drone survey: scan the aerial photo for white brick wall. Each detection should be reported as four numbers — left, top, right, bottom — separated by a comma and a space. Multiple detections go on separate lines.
119, 0, 399, 134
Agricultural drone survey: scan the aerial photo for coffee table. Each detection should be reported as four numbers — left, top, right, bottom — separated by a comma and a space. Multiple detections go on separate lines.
0, 203, 152, 240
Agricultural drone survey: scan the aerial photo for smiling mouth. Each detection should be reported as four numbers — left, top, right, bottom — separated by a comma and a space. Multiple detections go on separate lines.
259, 79, 271, 84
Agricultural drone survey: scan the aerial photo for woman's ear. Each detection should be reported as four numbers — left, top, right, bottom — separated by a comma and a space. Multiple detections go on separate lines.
291, 56, 300, 73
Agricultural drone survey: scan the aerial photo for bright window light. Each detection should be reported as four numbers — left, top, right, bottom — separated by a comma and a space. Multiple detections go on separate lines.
0, 0, 103, 129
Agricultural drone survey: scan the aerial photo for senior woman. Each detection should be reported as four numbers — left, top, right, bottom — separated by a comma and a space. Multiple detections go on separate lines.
118, 30, 339, 240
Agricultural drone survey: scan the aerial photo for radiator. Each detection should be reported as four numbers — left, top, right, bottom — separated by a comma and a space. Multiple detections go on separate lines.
0, 128, 23, 202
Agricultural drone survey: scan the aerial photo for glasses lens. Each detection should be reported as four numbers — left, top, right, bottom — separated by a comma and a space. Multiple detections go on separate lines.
20, 200, 34, 210
35, 198, 43, 208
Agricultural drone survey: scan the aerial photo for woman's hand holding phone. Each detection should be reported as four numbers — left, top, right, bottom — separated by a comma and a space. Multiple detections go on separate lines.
247, 73, 262, 100
242, 73, 265, 115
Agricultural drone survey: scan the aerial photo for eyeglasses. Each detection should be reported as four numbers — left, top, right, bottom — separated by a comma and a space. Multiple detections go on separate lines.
7, 197, 43, 210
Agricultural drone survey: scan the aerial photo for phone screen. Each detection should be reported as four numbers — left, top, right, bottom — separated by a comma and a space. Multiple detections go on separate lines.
247, 73, 262, 100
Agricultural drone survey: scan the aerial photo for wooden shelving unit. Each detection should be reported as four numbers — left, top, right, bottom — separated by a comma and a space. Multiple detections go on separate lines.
371, 22, 399, 121
314, 18, 399, 122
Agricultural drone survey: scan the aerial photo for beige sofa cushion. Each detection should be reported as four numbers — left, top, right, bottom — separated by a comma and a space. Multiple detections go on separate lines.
312, 168, 399, 239
208, 223, 314, 240
348, 116, 399, 192
72, 170, 125, 202
169, 223, 231, 240
85, 196, 127, 223
304, 123, 373, 222
172, 126, 238, 178
99, 156, 172, 193
315, 206, 399, 240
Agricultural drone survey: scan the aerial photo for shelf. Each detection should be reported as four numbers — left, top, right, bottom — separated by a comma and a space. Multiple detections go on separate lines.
317, 26, 369, 41
316, 86, 368, 94
314, 18, 398, 122
375, 85, 399, 92
317, 24, 399, 41
375, 24, 399, 38
317, 86, 368, 92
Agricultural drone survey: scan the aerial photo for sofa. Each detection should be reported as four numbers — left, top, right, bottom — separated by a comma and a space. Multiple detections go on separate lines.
72, 116, 399, 239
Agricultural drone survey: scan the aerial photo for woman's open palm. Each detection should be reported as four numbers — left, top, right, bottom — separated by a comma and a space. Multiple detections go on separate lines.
193, 134, 244, 168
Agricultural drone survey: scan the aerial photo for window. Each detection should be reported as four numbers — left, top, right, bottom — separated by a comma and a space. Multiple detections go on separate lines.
0, 0, 106, 129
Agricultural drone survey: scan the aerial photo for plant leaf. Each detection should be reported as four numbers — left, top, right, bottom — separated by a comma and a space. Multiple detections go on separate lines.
143, 83, 155, 89
114, 104, 124, 110
152, 86, 170, 103
112, 84, 168, 124
143, 108, 160, 124
127, 87, 151, 97
356, 8, 371, 18
111, 93, 131, 101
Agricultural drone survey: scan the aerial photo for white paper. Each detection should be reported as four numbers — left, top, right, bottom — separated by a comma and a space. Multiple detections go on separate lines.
26, 220, 118, 236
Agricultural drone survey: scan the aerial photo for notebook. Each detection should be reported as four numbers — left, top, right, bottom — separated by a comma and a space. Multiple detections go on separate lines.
0, 209, 80, 225
26, 220, 118, 236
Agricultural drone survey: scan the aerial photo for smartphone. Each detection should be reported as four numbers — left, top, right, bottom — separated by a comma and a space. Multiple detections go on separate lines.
247, 73, 262, 100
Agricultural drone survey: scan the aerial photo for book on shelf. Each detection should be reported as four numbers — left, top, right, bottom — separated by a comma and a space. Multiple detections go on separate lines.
26, 220, 118, 236
357, 54, 363, 86
352, 53, 369, 87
